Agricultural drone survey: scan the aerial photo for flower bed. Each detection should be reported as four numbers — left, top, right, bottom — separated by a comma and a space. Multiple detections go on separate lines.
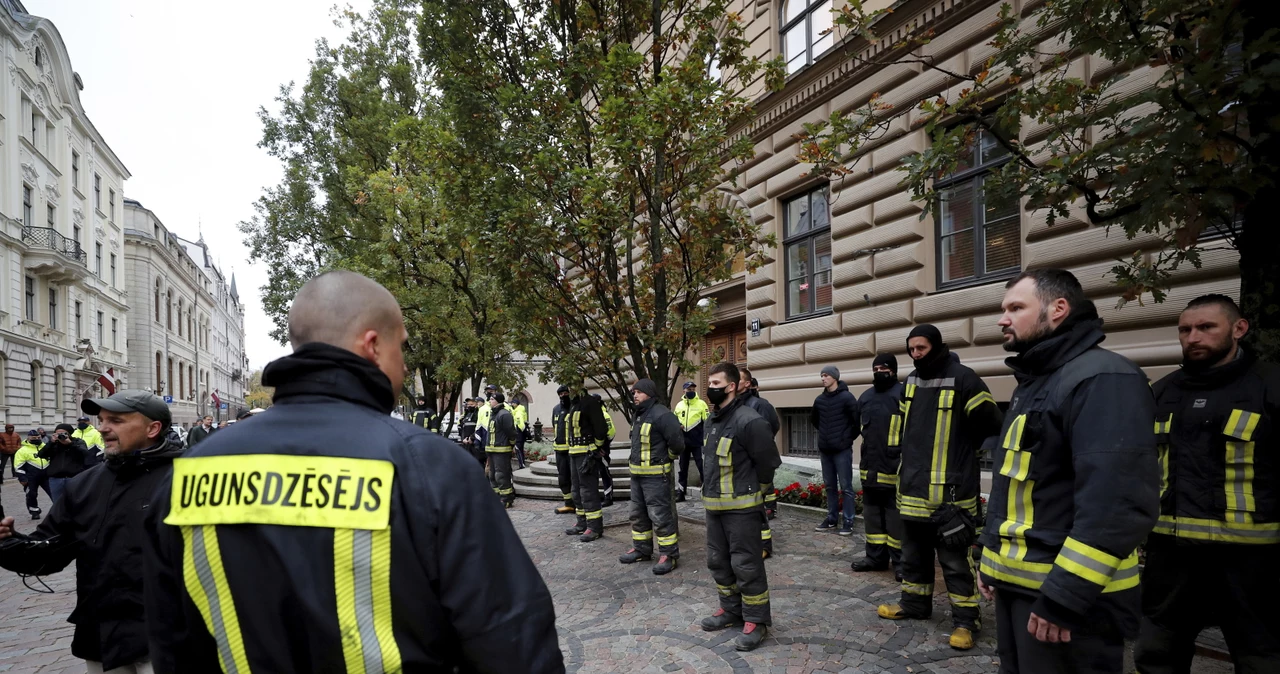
774, 482, 864, 515
524, 442, 553, 463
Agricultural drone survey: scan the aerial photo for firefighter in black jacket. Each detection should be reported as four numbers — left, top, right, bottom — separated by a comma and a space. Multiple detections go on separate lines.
140, 271, 563, 674
979, 270, 1159, 673
878, 323, 1003, 650
698, 362, 781, 652
739, 368, 780, 558
852, 354, 905, 579
566, 386, 610, 542
551, 385, 576, 514
1134, 294, 1280, 673
619, 378, 684, 574
487, 393, 518, 508
411, 396, 439, 433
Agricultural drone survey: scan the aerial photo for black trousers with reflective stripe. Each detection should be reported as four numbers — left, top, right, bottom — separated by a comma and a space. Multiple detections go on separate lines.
707, 508, 770, 625
487, 451, 514, 503
555, 450, 574, 506
570, 452, 602, 528
997, 589, 1124, 674
597, 450, 614, 502
899, 519, 979, 628
629, 473, 679, 557
863, 487, 903, 572
1134, 535, 1280, 674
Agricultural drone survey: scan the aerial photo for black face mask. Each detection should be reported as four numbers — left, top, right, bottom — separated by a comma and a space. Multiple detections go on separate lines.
77, 423, 88, 430
873, 371, 896, 390
559, 395, 570, 405
684, 391, 696, 399
706, 385, 730, 406
485, 392, 494, 400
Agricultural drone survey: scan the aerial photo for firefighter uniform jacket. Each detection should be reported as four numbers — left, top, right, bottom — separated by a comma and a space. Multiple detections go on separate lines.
1152, 349, 1280, 544
700, 397, 781, 511
858, 381, 904, 490
741, 389, 780, 436
551, 402, 570, 451
979, 317, 1159, 634
488, 405, 517, 451
629, 399, 685, 475
141, 343, 563, 674
411, 407, 439, 433
895, 350, 1003, 521
571, 394, 610, 453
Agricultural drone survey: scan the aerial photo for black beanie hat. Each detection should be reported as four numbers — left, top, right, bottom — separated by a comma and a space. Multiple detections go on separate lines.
55, 423, 75, 434
493, 393, 505, 404
907, 324, 944, 350
872, 353, 899, 374
633, 378, 659, 399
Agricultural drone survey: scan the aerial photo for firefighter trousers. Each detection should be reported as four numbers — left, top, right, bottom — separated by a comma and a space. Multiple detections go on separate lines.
486, 450, 514, 504
863, 487, 903, 572
570, 452, 603, 531
707, 508, 771, 625
597, 451, 614, 503
629, 472, 679, 558
554, 449, 574, 507
1133, 535, 1280, 674
899, 519, 980, 629
996, 589, 1124, 674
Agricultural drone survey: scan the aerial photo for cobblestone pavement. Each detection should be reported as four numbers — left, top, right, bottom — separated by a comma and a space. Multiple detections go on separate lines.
0, 481, 1233, 673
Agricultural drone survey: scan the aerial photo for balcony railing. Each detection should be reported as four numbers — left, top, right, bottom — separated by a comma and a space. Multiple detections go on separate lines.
22, 227, 88, 265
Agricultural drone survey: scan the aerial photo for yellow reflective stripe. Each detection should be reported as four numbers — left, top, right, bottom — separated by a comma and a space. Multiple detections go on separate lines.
586, 509, 603, 521
1158, 443, 1170, 499
569, 446, 591, 454
486, 446, 514, 452
742, 590, 770, 606
981, 546, 1139, 593
633, 530, 654, 541
716, 437, 734, 497
1154, 514, 1280, 543
929, 390, 955, 503
656, 533, 679, 546
640, 423, 653, 465
1225, 439, 1256, 522
998, 478, 1036, 562
949, 593, 980, 608
334, 528, 401, 674
764, 491, 778, 503
886, 535, 902, 550
1000, 448, 1031, 481
1225, 409, 1260, 442
1055, 538, 1126, 586
866, 533, 888, 545
860, 469, 898, 485
887, 414, 903, 447
760, 528, 772, 540
702, 493, 765, 510
553, 444, 570, 451
629, 463, 673, 475
1153, 414, 1172, 435
1002, 415, 1026, 451
965, 391, 994, 414
716, 583, 739, 596
901, 581, 933, 596
182, 526, 251, 674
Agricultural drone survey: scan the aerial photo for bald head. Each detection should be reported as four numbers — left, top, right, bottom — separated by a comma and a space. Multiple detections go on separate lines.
288, 271, 402, 349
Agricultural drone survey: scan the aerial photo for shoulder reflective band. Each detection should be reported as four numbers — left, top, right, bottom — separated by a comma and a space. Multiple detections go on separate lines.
335, 528, 401, 673
167, 455, 394, 530
183, 525, 251, 674
965, 391, 995, 414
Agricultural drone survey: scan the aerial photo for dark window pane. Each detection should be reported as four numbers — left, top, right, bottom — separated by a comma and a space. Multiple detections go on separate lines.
787, 240, 809, 280
786, 193, 811, 237
788, 279, 810, 318
980, 128, 1010, 164
941, 230, 975, 283
984, 217, 1021, 273
810, 190, 829, 229
939, 181, 975, 235
983, 177, 1019, 223
814, 233, 832, 310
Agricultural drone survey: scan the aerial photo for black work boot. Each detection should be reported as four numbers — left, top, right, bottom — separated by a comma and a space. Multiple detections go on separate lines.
651, 555, 677, 575
700, 609, 742, 631
851, 558, 888, 572
734, 623, 768, 651
619, 548, 652, 564
579, 527, 602, 542
674, 489, 687, 503
565, 518, 587, 536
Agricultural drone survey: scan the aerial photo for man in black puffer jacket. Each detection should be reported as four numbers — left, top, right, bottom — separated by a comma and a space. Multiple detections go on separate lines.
37, 423, 90, 504
852, 354, 905, 579
811, 365, 860, 535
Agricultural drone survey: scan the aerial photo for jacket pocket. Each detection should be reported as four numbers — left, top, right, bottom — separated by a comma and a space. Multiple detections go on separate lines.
1223, 409, 1260, 517
997, 413, 1039, 482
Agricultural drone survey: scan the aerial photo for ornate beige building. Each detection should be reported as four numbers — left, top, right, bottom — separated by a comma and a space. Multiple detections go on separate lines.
1, 0, 131, 428
703, 0, 1238, 456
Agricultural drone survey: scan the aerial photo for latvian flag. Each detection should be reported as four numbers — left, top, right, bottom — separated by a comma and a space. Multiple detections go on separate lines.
211, 390, 221, 406
97, 368, 116, 396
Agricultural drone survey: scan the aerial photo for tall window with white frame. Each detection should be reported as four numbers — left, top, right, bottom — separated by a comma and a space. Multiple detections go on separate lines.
48, 286, 58, 330
24, 276, 36, 322
22, 186, 33, 228
75, 301, 83, 341
95, 243, 103, 277
47, 204, 56, 230
94, 173, 102, 210
72, 151, 80, 190
783, 186, 833, 319
97, 311, 104, 347
30, 363, 40, 408
781, 0, 834, 75
109, 189, 116, 221
935, 127, 1021, 288
110, 254, 117, 287
112, 318, 118, 350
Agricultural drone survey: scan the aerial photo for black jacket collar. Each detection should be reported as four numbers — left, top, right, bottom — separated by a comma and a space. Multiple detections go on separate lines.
1174, 347, 1254, 390
1006, 315, 1106, 381
263, 343, 396, 414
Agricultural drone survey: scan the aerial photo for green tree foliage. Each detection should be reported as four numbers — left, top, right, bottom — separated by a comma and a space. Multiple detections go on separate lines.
798, 0, 1280, 355
240, 1, 523, 425
244, 369, 273, 410
419, 0, 783, 417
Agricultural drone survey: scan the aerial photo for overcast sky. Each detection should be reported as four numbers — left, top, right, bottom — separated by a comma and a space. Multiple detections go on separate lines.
31, 0, 369, 370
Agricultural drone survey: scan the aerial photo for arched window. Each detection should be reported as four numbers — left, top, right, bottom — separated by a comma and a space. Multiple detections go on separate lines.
156, 352, 163, 393
781, 0, 834, 75
30, 362, 41, 408
167, 358, 174, 396
54, 367, 65, 410
177, 301, 184, 337
178, 364, 185, 400
167, 290, 173, 330
155, 281, 162, 322
189, 365, 195, 397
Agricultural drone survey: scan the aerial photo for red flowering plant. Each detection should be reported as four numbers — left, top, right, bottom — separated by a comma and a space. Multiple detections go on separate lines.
773, 483, 867, 514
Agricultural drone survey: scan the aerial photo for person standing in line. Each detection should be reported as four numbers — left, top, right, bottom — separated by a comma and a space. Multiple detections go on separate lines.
811, 365, 860, 535
739, 367, 780, 559
591, 393, 616, 507
185, 416, 214, 448
486, 393, 518, 508
551, 385, 576, 515
697, 362, 781, 652
878, 324, 1002, 651
512, 397, 529, 469
1134, 294, 1280, 673
0, 423, 22, 481
411, 396, 440, 434
38, 424, 90, 504
618, 378, 683, 575
476, 385, 497, 453
14, 430, 52, 520
980, 269, 1157, 672
565, 385, 607, 542
852, 354, 905, 580
673, 382, 709, 502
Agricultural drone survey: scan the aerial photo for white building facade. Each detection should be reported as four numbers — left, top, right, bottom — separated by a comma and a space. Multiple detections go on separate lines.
177, 234, 247, 421
1, 1, 130, 429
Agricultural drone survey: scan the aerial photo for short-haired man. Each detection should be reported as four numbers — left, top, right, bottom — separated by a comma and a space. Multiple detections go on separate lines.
565, 386, 610, 542
852, 354, 905, 580
0, 390, 182, 673
619, 378, 684, 575
739, 367, 780, 558
186, 416, 214, 448
141, 270, 562, 672
1134, 294, 1280, 672
811, 365, 860, 535
486, 392, 518, 508
980, 269, 1158, 673
673, 381, 709, 502
698, 362, 781, 652
879, 323, 1003, 650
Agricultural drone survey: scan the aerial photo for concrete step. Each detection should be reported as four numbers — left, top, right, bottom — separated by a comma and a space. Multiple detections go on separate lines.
512, 466, 632, 500
529, 460, 630, 478
547, 452, 629, 467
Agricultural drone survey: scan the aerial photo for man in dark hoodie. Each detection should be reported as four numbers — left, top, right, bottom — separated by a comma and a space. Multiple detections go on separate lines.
982, 269, 1157, 673
852, 354, 905, 580
141, 270, 562, 673
877, 323, 1003, 651
0, 390, 182, 673
38, 423, 90, 503
810, 365, 860, 535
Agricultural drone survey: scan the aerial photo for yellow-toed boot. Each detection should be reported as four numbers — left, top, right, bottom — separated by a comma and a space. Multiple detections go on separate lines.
949, 627, 975, 650
877, 604, 907, 619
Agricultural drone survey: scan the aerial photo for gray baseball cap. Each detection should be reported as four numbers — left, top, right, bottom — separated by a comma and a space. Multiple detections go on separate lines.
82, 389, 172, 426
